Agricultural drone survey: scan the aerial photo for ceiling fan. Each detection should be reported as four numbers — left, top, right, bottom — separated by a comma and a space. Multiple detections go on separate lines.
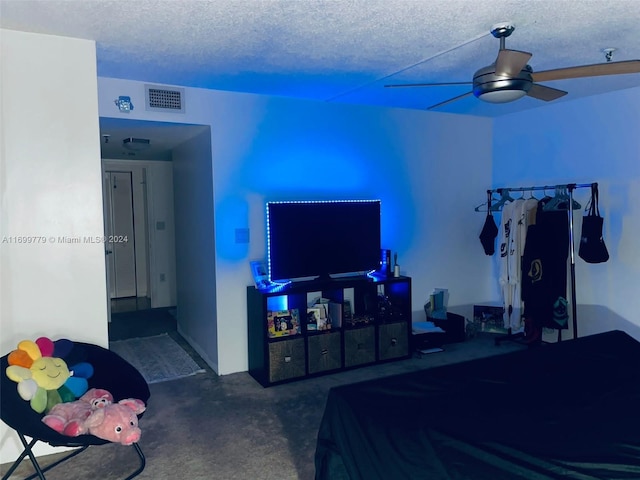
385, 22, 640, 110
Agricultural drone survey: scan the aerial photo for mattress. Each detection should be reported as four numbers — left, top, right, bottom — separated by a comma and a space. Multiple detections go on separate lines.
315, 330, 640, 480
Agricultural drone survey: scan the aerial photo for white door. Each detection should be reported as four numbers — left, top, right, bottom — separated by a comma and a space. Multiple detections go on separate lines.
104, 171, 137, 298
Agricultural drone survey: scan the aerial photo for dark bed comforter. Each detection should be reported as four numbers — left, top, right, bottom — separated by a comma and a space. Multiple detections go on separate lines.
315, 330, 640, 480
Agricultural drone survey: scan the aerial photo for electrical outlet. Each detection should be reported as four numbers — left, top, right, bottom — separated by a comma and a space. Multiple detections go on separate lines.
160, 273, 166, 282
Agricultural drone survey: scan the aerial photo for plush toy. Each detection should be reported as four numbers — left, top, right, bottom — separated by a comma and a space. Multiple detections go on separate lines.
83, 397, 146, 445
42, 388, 114, 437
42, 388, 146, 445
5, 337, 93, 413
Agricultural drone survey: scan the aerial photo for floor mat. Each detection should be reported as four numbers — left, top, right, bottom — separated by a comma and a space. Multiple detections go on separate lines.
109, 333, 205, 384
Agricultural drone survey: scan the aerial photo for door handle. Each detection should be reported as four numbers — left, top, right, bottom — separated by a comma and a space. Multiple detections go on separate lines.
105, 250, 113, 255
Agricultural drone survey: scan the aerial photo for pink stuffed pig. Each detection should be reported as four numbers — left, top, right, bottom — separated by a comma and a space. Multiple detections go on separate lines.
42, 388, 114, 437
83, 398, 146, 445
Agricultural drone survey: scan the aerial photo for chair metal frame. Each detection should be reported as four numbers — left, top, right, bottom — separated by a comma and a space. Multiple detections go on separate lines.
1, 435, 145, 480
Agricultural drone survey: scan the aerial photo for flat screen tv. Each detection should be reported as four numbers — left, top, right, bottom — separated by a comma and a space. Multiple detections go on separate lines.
266, 200, 381, 282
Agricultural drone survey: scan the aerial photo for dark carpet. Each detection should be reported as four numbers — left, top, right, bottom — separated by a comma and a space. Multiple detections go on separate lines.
2, 327, 524, 479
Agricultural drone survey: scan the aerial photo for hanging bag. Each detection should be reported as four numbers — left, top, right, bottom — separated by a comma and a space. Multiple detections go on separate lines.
479, 210, 498, 255
578, 183, 609, 263
478, 191, 498, 255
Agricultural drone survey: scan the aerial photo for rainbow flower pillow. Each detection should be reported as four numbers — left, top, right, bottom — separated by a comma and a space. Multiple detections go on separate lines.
5, 337, 93, 413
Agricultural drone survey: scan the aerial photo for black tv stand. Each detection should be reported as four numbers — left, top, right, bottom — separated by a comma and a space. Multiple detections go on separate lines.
247, 275, 412, 387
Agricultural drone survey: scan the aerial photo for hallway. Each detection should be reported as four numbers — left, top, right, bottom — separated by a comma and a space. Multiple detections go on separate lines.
109, 297, 176, 341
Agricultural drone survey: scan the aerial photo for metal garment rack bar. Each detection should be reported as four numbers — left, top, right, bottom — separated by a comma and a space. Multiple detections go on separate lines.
487, 182, 596, 340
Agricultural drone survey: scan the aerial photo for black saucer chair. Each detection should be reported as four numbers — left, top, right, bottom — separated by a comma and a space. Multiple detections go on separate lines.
1, 341, 150, 480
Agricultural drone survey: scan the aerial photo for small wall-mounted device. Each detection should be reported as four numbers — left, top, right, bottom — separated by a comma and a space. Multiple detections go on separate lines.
115, 96, 134, 113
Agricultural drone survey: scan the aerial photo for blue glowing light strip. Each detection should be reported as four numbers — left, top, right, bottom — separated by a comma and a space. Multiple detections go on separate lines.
265, 199, 381, 283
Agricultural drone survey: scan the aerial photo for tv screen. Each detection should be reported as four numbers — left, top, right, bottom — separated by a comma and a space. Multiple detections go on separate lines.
267, 200, 381, 282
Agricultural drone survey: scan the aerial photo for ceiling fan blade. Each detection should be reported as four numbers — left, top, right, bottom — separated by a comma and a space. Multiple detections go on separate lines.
427, 91, 473, 110
495, 49, 533, 76
385, 82, 472, 88
527, 83, 568, 102
532, 59, 640, 82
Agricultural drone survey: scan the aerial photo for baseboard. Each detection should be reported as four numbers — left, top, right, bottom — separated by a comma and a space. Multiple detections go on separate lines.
176, 325, 219, 374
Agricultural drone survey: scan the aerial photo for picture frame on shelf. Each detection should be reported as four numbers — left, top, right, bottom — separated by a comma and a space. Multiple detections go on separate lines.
250, 260, 270, 290
267, 309, 301, 338
472, 305, 507, 333
306, 307, 322, 331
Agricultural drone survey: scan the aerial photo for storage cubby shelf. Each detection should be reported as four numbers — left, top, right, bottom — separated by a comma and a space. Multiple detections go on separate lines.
247, 275, 412, 387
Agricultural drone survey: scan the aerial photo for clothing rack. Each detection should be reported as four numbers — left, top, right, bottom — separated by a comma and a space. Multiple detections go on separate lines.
486, 182, 596, 343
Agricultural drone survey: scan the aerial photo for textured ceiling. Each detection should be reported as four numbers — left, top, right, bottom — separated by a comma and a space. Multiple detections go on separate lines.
2, 0, 640, 157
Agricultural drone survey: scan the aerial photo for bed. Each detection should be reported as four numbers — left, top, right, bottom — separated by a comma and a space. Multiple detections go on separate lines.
315, 330, 640, 480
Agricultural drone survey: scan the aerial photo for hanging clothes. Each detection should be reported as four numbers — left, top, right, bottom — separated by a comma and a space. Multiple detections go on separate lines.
498, 200, 515, 329
480, 182, 597, 344
498, 197, 538, 330
521, 202, 570, 334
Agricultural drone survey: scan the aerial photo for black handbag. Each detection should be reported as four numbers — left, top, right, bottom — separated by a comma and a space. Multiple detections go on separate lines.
479, 211, 498, 255
578, 183, 609, 263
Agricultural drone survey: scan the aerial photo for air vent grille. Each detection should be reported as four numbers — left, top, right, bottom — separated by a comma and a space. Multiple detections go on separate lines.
145, 85, 185, 113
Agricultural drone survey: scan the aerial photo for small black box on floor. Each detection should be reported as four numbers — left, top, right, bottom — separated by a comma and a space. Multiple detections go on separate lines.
411, 330, 445, 352
429, 312, 466, 345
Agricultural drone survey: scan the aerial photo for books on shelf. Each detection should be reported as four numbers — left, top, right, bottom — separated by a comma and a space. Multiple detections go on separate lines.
267, 309, 301, 338
306, 298, 343, 331
425, 288, 449, 320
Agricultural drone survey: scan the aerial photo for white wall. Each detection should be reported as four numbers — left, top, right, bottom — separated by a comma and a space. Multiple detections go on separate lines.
97, 77, 494, 375
208, 96, 494, 374
1, 30, 107, 463
145, 161, 177, 308
493, 87, 640, 340
392, 110, 495, 315
172, 129, 219, 371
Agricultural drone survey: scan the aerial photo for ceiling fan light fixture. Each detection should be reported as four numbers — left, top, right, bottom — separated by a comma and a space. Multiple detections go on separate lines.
473, 64, 533, 103
478, 89, 527, 103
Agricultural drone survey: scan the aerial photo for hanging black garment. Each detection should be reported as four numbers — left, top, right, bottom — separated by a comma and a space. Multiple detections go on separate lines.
479, 211, 498, 255
521, 206, 569, 330
579, 183, 609, 264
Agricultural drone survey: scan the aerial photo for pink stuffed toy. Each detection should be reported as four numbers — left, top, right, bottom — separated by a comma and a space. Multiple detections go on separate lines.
42, 387, 146, 445
42, 388, 114, 437
83, 398, 146, 445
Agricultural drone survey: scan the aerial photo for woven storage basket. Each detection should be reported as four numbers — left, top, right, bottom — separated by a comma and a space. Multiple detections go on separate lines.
268, 337, 305, 383
308, 331, 342, 374
378, 322, 409, 360
344, 326, 375, 367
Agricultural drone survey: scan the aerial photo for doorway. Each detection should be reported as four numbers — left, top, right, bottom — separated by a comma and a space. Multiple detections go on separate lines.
103, 170, 138, 299
101, 158, 177, 317
99, 117, 213, 345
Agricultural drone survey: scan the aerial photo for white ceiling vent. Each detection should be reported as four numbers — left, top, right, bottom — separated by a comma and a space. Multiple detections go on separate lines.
145, 84, 185, 113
